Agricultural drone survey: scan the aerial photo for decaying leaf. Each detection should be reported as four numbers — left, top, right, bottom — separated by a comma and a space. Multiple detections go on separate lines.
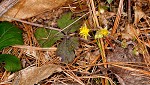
106, 46, 150, 85
11, 64, 62, 85
56, 37, 79, 63
0, 0, 19, 17
0, 0, 68, 21
133, 5, 146, 25
122, 24, 140, 40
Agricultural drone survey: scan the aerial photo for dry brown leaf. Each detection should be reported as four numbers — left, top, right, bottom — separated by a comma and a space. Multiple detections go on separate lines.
122, 24, 140, 40
0, 0, 68, 21
134, 5, 146, 25
10, 64, 62, 85
106, 46, 150, 85
0, 0, 19, 17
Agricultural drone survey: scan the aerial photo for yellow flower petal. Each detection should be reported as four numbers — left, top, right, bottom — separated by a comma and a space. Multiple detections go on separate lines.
95, 27, 109, 39
79, 24, 89, 40
100, 27, 109, 36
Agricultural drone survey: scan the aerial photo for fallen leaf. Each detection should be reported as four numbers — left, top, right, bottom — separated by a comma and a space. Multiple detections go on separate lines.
56, 37, 79, 63
106, 46, 150, 85
0, 0, 68, 21
0, 0, 19, 17
133, 5, 146, 25
0, 21, 23, 50
122, 24, 140, 40
11, 64, 62, 85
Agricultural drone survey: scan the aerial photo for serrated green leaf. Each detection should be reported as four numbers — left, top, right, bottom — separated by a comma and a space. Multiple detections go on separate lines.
56, 37, 79, 63
0, 21, 23, 50
57, 12, 81, 33
0, 54, 21, 72
34, 28, 48, 46
107, 0, 113, 4
34, 28, 63, 47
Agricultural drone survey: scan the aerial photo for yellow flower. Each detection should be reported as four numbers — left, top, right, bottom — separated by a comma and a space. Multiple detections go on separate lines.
95, 27, 109, 39
79, 24, 89, 40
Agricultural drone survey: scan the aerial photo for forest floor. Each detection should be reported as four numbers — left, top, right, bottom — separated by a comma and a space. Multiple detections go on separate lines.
0, 0, 150, 85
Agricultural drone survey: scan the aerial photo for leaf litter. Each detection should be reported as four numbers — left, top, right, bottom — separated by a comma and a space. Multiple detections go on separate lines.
0, 0, 150, 85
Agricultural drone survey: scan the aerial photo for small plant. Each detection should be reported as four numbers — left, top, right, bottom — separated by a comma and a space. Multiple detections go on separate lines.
0, 21, 23, 72
35, 12, 81, 63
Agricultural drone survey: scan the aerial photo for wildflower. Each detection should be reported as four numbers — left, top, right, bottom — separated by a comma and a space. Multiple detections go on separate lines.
95, 27, 109, 39
79, 24, 90, 40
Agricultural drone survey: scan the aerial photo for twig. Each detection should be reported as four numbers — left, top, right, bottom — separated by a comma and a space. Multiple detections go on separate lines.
63, 70, 85, 85
12, 45, 57, 51
111, 64, 150, 76
3, 15, 62, 32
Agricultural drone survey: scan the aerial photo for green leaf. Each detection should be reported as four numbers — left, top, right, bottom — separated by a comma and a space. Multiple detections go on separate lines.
107, 0, 113, 4
0, 54, 21, 72
56, 37, 79, 63
0, 21, 23, 50
34, 28, 63, 47
57, 12, 81, 33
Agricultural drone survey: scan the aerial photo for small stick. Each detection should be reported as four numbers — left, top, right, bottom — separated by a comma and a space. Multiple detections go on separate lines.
3, 15, 62, 32
13, 45, 57, 51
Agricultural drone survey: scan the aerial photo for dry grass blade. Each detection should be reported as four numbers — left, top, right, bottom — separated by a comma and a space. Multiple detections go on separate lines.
13, 45, 57, 51
111, 0, 124, 35
89, 0, 100, 28
111, 64, 150, 76
63, 70, 85, 85
130, 25, 150, 64
79, 75, 115, 85
114, 73, 126, 85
